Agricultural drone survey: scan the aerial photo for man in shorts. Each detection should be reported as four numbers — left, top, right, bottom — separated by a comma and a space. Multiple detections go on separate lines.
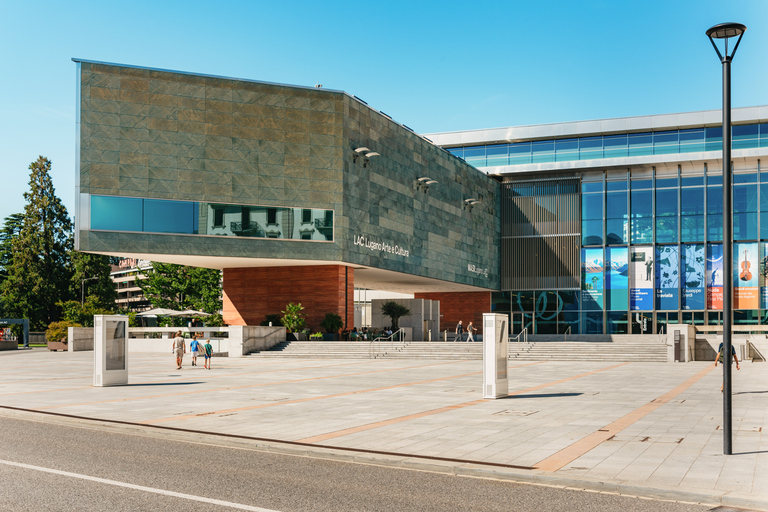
172, 330, 185, 370
203, 339, 213, 370
189, 334, 201, 367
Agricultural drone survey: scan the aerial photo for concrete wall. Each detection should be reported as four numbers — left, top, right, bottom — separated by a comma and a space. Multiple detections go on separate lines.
0, 339, 16, 351
68, 327, 95, 352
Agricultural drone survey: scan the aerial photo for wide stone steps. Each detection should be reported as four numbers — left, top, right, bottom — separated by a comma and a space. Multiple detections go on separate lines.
251, 340, 668, 362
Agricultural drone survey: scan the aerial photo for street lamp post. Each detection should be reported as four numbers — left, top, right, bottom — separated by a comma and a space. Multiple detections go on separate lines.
706, 22, 746, 456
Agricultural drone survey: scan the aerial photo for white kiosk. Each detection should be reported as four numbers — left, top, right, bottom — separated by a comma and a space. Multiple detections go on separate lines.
483, 313, 509, 399
94, 314, 128, 387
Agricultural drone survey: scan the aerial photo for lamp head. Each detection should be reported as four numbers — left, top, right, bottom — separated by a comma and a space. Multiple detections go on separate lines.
706, 22, 746, 60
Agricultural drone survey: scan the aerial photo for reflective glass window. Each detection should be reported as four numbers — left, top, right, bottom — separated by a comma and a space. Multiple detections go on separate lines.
91, 196, 143, 232
463, 146, 485, 167
606, 180, 627, 191
144, 199, 196, 234
606, 311, 629, 334
734, 173, 757, 184
628, 132, 652, 156
631, 179, 652, 190
582, 220, 603, 245
707, 175, 723, 186
733, 212, 757, 240
509, 142, 531, 164
555, 139, 578, 162
511, 291, 534, 311
653, 131, 678, 154
682, 176, 704, 187
581, 312, 603, 334
582, 195, 603, 220
761, 123, 768, 147
681, 188, 704, 215
761, 212, 768, 240
486, 144, 508, 166
603, 134, 627, 158
679, 128, 705, 153
656, 177, 678, 189
631, 190, 652, 216
705, 127, 723, 151
631, 218, 653, 244
582, 182, 604, 193
532, 140, 555, 163
606, 218, 628, 244
656, 189, 678, 217
447, 148, 463, 159
681, 216, 704, 242
558, 311, 580, 334
733, 185, 757, 213
579, 137, 602, 160
656, 217, 678, 243
606, 191, 627, 218
707, 215, 723, 241
559, 290, 579, 311
707, 186, 723, 214
733, 124, 759, 150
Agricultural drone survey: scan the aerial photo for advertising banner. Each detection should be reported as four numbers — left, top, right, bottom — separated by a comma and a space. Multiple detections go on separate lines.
582, 248, 603, 310
682, 244, 705, 310
630, 246, 653, 310
606, 247, 628, 311
734, 242, 758, 309
707, 244, 723, 309
655, 245, 679, 310
762, 243, 768, 309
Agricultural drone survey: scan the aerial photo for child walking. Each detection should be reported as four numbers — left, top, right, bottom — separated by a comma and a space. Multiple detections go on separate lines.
203, 339, 213, 370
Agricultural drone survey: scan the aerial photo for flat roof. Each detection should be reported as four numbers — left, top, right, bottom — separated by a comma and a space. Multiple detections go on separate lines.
424, 105, 768, 147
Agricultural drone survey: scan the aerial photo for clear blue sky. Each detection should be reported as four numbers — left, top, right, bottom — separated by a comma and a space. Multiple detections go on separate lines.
1, 0, 766, 224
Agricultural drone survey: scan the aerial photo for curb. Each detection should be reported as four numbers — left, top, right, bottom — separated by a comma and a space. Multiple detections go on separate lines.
2, 406, 766, 510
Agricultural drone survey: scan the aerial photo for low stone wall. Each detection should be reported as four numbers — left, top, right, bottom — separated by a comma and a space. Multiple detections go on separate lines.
0, 339, 16, 351
239, 326, 286, 355
68, 327, 94, 352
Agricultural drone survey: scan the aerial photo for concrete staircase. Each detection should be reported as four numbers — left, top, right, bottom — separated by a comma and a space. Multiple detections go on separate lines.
509, 340, 668, 362
252, 338, 668, 362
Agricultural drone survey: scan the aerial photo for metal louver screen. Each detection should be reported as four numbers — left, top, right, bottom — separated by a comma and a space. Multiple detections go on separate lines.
500, 178, 580, 290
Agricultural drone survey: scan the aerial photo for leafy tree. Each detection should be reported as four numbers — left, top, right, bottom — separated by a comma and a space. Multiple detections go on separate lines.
57, 296, 115, 327
70, 251, 117, 308
280, 302, 306, 333
0, 213, 24, 316
380, 301, 411, 331
0, 157, 73, 329
137, 262, 222, 313
260, 313, 282, 326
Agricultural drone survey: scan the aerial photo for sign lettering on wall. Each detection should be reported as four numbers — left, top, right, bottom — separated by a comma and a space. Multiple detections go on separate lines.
353, 235, 410, 258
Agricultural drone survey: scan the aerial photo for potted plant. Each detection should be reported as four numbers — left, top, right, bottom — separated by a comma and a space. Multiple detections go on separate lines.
320, 313, 344, 341
309, 331, 323, 340
280, 302, 306, 341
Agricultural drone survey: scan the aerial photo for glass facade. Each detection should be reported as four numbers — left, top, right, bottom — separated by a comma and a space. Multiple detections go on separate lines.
496, 168, 768, 335
448, 123, 768, 169
90, 195, 334, 241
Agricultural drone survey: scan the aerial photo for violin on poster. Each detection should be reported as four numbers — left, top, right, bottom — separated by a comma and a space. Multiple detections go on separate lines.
740, 248, 752, 282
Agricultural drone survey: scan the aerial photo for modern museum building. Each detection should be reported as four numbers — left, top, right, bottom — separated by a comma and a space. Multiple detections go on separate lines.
73, 59, 768, 336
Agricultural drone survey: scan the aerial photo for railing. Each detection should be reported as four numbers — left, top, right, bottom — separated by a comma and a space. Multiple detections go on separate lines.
369, 328, 405, 358
511, 327, 528, 349
563, 325, 571, 341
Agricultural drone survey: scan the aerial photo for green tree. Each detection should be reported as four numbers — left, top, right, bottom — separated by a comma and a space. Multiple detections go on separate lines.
380, 301, 411, 331
0, 157, 73, 329
0, 213, 24, 316
71, 251, 117, 308
57, 296, 114, 327
138, 262, 222, 313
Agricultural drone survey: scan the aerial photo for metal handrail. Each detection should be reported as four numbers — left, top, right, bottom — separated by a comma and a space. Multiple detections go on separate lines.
563, 325, 571, 341
369, 328, 405, 358
511, 327, 528, 349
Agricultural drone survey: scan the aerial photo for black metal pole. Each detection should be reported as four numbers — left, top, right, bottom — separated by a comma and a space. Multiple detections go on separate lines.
721, 56, 733, 455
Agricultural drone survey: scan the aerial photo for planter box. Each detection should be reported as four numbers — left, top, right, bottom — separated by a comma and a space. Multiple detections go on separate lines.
47, 340, 68, 351
322, 333, 338, 341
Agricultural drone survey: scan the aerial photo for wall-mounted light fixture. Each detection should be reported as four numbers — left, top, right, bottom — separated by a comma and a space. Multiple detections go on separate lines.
463, 198, 481, 211
353, 147, 380, 167
416, 176, 438, 193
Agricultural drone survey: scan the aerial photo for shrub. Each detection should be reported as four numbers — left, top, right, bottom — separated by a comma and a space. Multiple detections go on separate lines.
46, 321, 82, 342
280, 303, 306, 333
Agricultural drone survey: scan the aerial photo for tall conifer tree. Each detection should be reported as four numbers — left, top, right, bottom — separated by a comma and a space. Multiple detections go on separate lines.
0, 157, 73, 329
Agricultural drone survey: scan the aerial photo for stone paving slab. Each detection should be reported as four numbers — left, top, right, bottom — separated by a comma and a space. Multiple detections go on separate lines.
0, 348, 766, 510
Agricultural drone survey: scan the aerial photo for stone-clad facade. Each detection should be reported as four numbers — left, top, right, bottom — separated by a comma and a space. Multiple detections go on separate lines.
75, 60, 499, 327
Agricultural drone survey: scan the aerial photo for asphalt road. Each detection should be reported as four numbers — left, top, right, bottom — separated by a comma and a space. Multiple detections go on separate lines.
0, 415, 716, 512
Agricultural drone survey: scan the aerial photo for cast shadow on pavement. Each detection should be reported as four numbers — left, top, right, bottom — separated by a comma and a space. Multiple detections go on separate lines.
127, 382, 204, 387
501, 392, 583, 399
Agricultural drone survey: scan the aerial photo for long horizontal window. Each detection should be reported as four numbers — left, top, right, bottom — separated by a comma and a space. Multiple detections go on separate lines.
90, 195, 334, 241
450, 123, 768, 168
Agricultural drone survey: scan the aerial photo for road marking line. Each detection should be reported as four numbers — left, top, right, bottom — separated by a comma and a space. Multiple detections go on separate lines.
0, 458, 280, 512
140, 362, 545, 425
298, 363, 626, 444
533, 364, 715, 472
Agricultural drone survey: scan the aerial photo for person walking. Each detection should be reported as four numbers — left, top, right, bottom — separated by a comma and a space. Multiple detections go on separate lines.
714, 341, 740, 392
189, 335, 201, 367
203, 338, 213, 370
466, 321, 475, 342
172, 330, 185, 370
455, 320, 464, 342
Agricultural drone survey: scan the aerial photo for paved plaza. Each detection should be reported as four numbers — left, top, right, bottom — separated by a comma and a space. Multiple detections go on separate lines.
0, 348, 766, 510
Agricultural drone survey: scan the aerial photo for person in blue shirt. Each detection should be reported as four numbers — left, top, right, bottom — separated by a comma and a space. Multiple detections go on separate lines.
714, 341, 740, 392
189, 335, 201, 367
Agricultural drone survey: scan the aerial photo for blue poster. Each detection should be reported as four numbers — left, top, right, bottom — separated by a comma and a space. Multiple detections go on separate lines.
606, 247, 628, 311
682, 244, 705, 310
707, 244, 723, 309
582, 248, 604, 310
630, 246, 653, 310
655, 245, 679, 310
761, 243, 768, 309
